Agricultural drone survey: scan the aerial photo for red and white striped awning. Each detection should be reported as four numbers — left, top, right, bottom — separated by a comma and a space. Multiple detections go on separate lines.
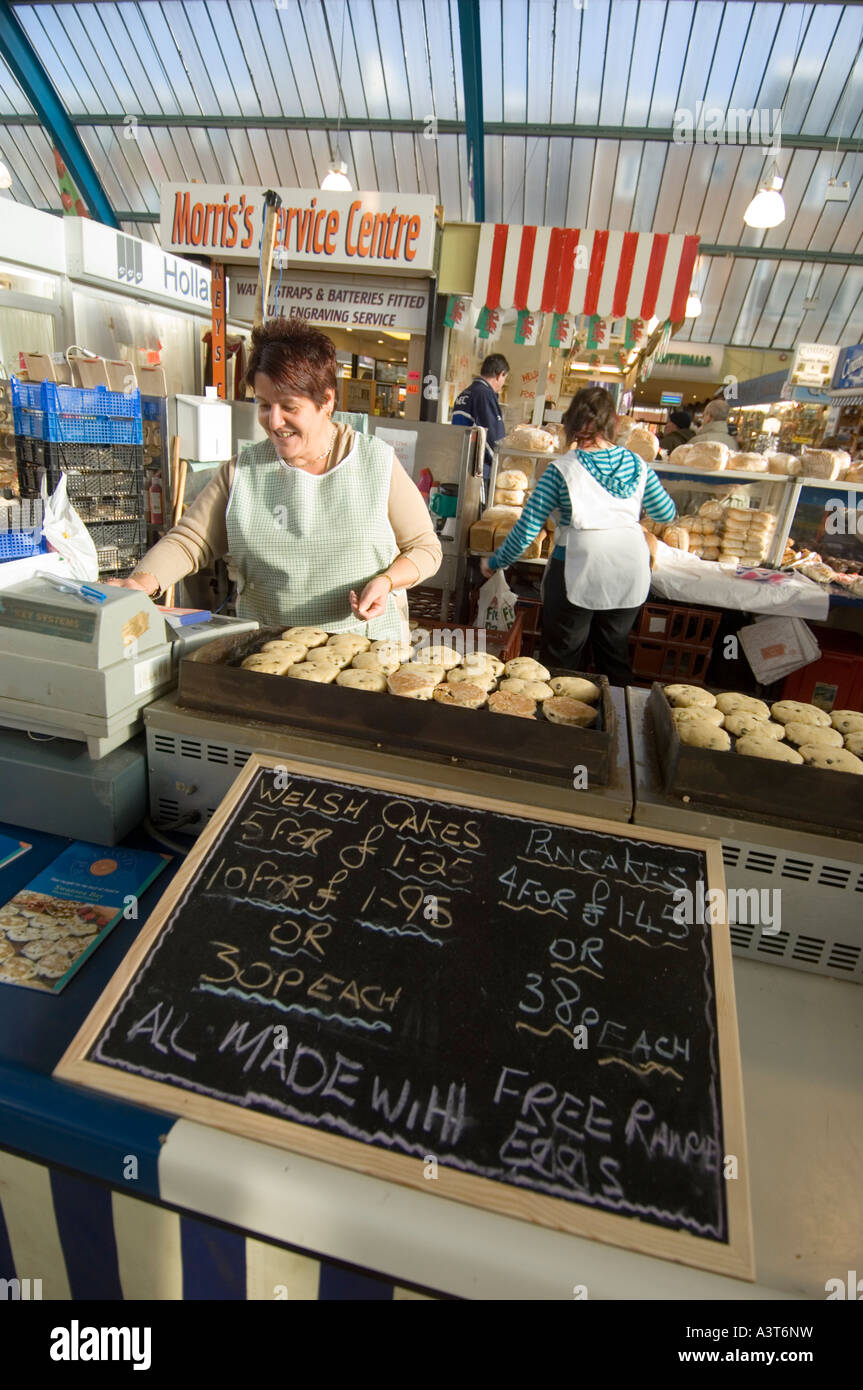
472, 225, 701, 322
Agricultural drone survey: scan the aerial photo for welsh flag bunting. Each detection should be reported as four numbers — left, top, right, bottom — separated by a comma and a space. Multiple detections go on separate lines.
550, 313, 574, 349
586, 315, 608, 350
475, 306, 502, 340
444, 295, 470, 329
514, 310, 541, 346
624, 318, 645, 350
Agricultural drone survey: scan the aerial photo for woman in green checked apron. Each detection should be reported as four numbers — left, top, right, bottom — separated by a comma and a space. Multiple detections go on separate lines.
113, 319, 442, 641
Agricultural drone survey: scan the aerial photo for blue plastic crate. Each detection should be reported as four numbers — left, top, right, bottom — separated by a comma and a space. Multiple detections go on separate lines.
0, 529, 47, 561
142, 396, 164, 421
13, 407, 143, 445
12, 377, 141, 419
43, 381, 141, 418
10, 378, 45, 410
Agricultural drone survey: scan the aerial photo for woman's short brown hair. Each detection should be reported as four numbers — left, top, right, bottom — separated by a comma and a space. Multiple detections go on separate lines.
246, 317, 338, 406
562, 386, 617, 448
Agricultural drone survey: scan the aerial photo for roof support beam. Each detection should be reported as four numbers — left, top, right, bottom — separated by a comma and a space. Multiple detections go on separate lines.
456, 0, 485, 222
700, 244, 863, 267
0, 1, 117, 227
31, 212, 863, 270
3, 113, 862, 155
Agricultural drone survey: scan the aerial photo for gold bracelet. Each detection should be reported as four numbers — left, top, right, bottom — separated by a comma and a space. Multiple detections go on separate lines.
380, 573, 394, 593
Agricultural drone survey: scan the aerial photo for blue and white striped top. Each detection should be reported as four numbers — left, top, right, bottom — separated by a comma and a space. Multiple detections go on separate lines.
488, 447, 677, 571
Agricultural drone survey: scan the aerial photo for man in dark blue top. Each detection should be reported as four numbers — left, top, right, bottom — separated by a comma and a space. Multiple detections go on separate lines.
451, 354, 509, 488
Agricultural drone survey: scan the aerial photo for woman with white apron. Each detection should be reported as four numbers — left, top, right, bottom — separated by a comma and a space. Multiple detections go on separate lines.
109, 319, 441, 644
481, 387, 676, 684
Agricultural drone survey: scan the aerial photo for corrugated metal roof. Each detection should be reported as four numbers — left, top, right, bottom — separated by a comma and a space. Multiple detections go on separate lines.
0, 0, 861, 349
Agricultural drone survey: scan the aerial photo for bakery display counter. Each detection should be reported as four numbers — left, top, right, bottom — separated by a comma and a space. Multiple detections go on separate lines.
146, 676, 634, 834
628, 687, 863, 984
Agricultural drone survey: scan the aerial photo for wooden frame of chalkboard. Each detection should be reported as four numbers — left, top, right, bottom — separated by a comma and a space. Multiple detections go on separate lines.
57, 755, 754, 1281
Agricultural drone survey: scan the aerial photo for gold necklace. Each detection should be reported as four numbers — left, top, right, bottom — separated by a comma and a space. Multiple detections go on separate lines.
293, 423, 336, 470
314, 423, 337, 461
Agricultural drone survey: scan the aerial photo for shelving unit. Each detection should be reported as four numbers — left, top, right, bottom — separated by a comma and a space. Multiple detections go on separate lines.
474, 444, 861, 598
12, 379, 147, 576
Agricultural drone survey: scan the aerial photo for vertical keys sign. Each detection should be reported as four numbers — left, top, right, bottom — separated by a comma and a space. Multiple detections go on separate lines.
211, 262, 226, 399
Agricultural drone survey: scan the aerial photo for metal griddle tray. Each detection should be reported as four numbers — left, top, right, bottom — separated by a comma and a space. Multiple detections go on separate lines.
178, 626, 615, 786
647, 683, 862, 837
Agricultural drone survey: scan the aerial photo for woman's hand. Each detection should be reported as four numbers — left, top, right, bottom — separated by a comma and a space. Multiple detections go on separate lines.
350, 574, 392, 622
479, 558, 495, 580
103, 575, 156, 593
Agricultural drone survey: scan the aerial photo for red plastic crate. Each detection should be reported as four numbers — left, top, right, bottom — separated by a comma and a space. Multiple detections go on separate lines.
635, 602, 721, 647
630, 637, 712, 683
781, 628, 863, 711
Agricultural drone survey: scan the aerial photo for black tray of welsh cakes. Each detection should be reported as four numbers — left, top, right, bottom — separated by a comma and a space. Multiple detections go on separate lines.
648, 683, 861, 836
178, 626, 615, 786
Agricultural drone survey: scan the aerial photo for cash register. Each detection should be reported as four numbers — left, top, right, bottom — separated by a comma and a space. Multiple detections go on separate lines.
0, 575, 257, 844
0, 575, 255, 758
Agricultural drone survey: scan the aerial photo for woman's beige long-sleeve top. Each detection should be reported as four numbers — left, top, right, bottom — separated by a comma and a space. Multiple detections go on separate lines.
131, 425, 442, 594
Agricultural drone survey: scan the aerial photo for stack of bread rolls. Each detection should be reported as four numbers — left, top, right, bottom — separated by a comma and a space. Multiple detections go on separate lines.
717, 508, 776, 565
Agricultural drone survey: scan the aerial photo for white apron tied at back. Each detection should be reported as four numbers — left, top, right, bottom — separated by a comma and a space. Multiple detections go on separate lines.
225, 432, 405, 641
553, 450, 651, 610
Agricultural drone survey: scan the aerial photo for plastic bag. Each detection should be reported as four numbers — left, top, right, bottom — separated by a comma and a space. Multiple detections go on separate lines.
476, 567, 517, 631
41, 474, 99, 581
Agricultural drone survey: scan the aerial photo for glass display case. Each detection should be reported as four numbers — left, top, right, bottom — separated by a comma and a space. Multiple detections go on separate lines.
785, 480, 863, 571
644, 462, 796, 566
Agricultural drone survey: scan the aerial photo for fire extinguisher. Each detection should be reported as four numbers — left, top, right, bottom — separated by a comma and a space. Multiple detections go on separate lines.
147, 472, 164, 527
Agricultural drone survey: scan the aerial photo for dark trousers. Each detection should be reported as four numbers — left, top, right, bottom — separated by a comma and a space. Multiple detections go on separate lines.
540, 556, 640, 686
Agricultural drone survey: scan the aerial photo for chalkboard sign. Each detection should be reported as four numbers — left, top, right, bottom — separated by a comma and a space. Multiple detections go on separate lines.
57, 756, 753, 1278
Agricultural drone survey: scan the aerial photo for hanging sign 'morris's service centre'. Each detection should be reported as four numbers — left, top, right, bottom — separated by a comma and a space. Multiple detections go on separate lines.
160, 185, 437, 274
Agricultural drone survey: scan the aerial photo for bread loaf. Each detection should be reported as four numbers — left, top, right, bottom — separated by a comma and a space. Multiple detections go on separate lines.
801, 448, 851, 480
729, 452, 769, 472
469, 520, 498, 552
698, 500, 724, 520
496, 468, 529, 491
626, 427, 659, 462
765, 452, 802, 476
521, 530, 547, 560
501, 425, 557, 452
686, 442, 730, 470
493, 520, 518, 547
494, 487, 526, 507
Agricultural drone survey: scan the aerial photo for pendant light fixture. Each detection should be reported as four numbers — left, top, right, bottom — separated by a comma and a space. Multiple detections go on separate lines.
321, 2, 352, 191
322, 158, 351, 191
744, 167, 786, 229
685, 257, 704, 317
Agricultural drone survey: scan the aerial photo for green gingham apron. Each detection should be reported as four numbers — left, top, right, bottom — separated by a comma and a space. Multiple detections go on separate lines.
225, 432, 403, 640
